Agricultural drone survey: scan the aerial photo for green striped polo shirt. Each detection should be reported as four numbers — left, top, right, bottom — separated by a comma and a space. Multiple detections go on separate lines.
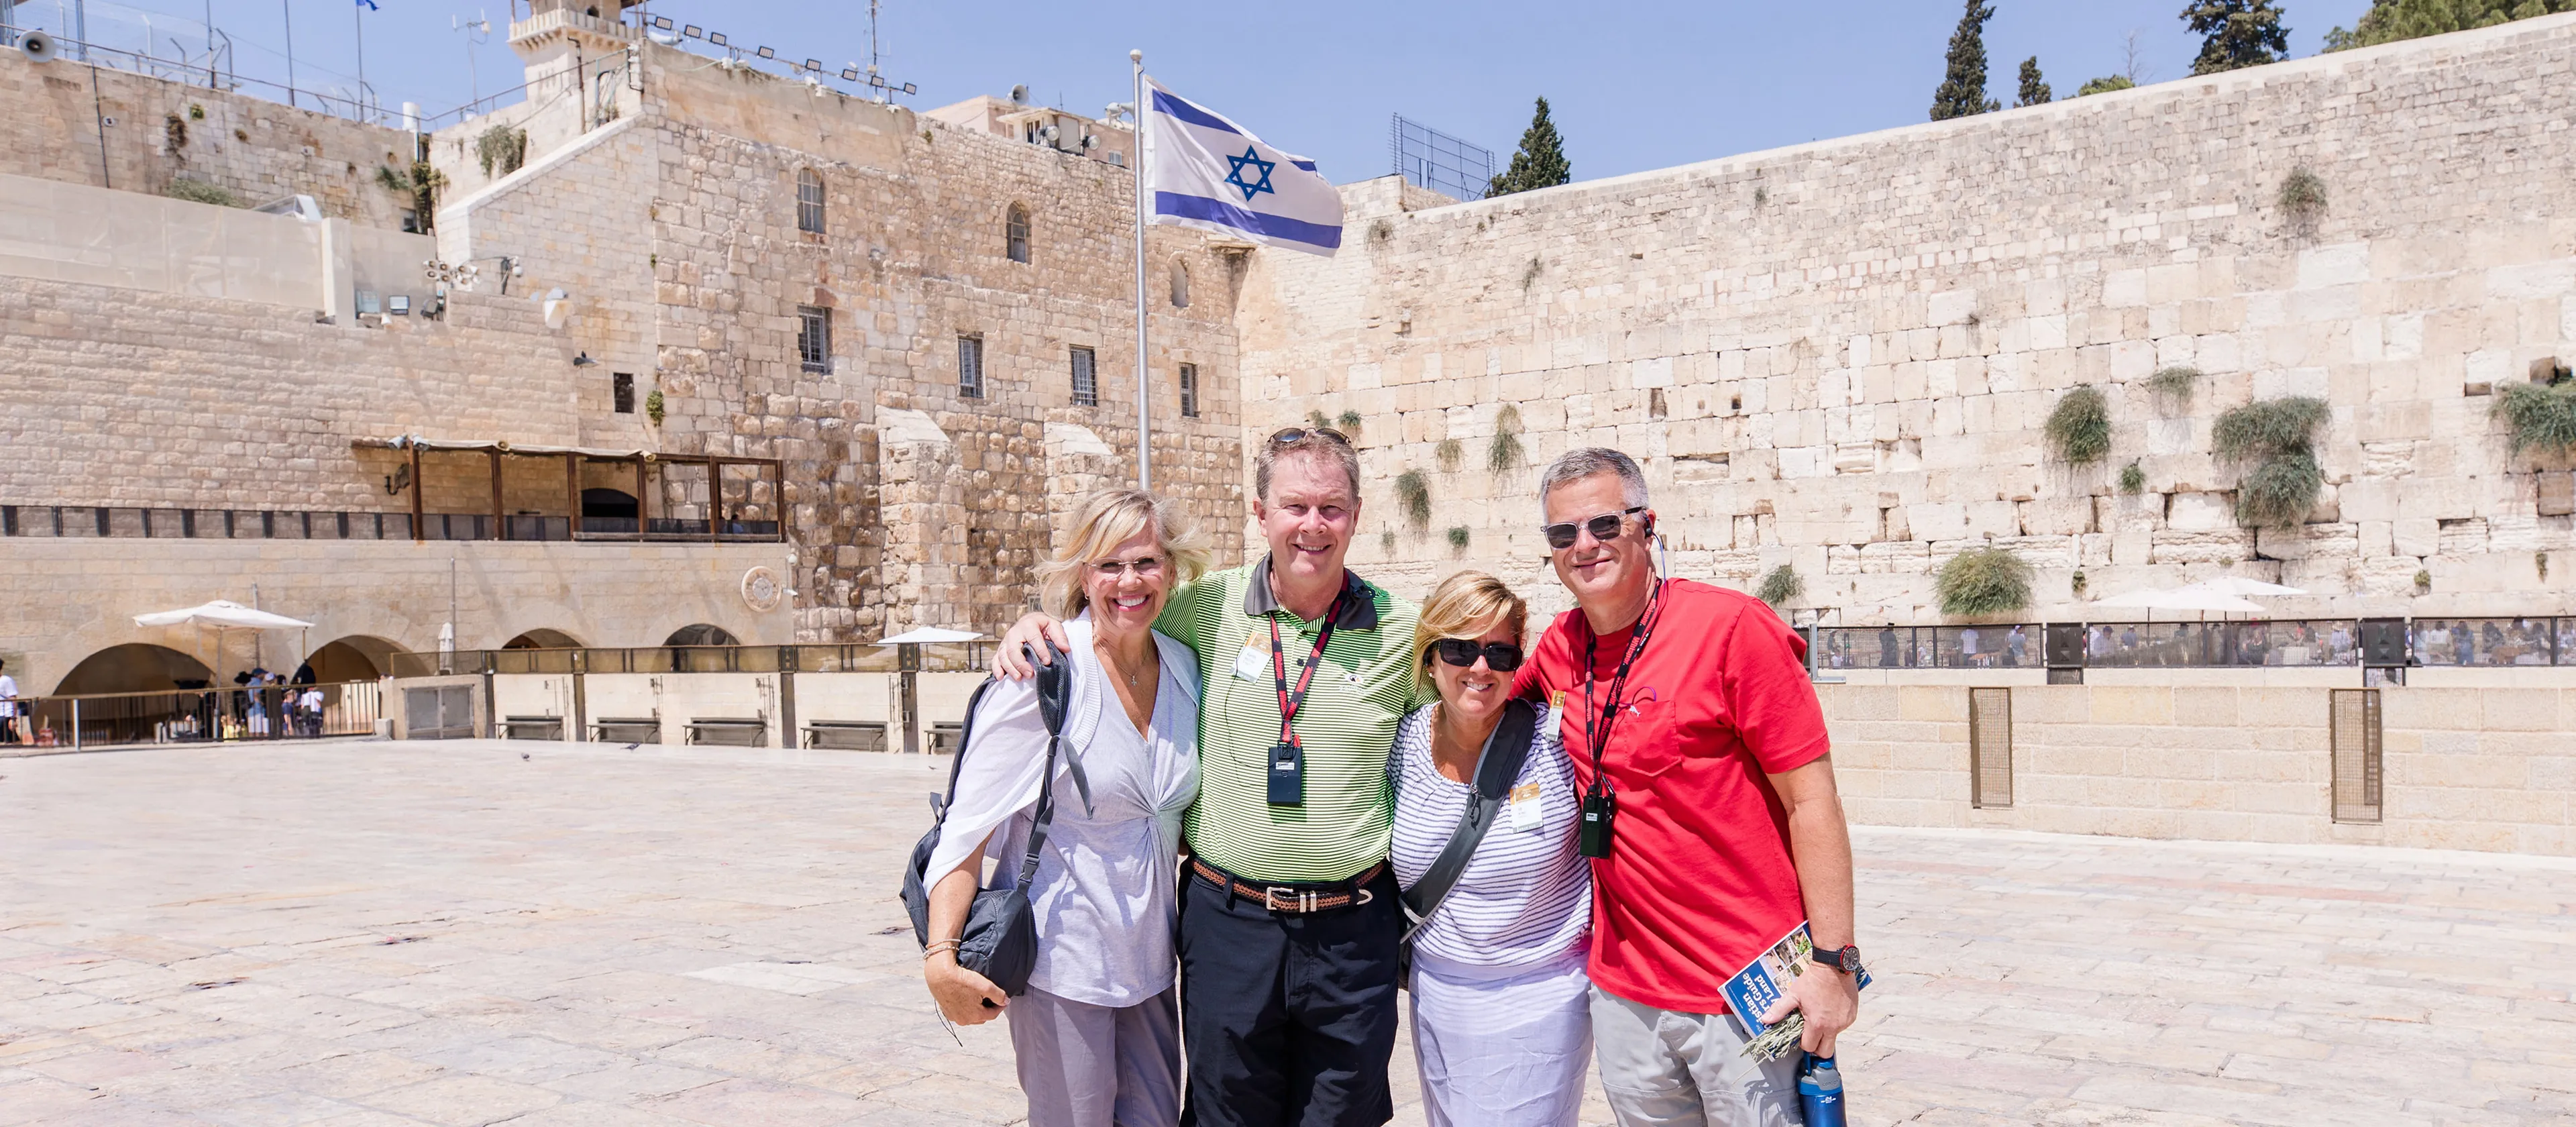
1157, 557, 1426, 883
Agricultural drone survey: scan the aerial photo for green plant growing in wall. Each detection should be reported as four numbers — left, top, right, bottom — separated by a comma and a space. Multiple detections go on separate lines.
1336, 410, 1364, 437
476, 125, 530, 178
1306, 409, 1332, 431
1936, 546, 2033, 617
376, 161, 449, 233
2414, 568, 2432, 594
644, 389, 666, 425
1488, 405, 1525, 475
1436, 438, 1462, 472
2071, 568, 2089, 598
2119, 462, 2147, 494
1521, 257, 1544, 291
1395, 470, 1432, 532
2213, 395, 2330, 528
1446, 526, 1470, 554
163, 178, 241, 207
1381, 529, 1397, 555
2492, 380, 2576, 458
2146, 366, 2200, 411
1756, 564, 1805, 607
2279, 166, 2327, 233
2043, 386, 2112, 465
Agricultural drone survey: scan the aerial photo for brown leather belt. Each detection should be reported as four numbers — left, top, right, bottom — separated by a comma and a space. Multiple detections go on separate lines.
1191, 858, 1385, 914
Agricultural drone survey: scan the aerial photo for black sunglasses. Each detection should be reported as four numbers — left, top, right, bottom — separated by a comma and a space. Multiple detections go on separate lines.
1269, 427, 1352, 447
1540, 506, 1647, 551
1429, 639, 1524, 672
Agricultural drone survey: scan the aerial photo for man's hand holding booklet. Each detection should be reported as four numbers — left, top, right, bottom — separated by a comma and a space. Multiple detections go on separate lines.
1724, 922, 1870, 1063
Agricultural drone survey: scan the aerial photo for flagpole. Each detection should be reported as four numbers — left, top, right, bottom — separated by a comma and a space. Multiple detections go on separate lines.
354, 0, 367, 122
1130, 48, 1150, 492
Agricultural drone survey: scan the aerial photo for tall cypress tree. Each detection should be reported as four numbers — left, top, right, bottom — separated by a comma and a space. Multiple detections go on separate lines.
1487, 97, 1571, 198
2184, 1, 2292, 74
2016, 56, 2053, 106
1930, 0, 2003, 121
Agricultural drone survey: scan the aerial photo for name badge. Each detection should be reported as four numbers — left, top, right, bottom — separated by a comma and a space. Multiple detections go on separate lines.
1509, 782, 1543, 830
1233, 631, 1267, 682
1549, 690, 1567, 712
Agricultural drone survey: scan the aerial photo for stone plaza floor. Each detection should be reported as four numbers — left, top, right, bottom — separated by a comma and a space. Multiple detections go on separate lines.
1, 739, 2570, 1126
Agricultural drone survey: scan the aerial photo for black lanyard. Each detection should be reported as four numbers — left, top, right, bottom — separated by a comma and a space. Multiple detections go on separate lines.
1580, 579, 1666, 797
1269, 590, 1348, 750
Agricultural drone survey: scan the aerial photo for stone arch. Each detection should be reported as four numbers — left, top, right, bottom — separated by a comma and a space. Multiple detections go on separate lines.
1006, 202, 1031, 263
306, 635, 403, 682
53, 643, 215, 696
504, 629, 586, 650
1171, 257, 1190, 308
664, 623, 741, 647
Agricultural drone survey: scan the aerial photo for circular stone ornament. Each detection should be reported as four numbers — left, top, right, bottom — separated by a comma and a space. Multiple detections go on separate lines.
741, 566, 784, 612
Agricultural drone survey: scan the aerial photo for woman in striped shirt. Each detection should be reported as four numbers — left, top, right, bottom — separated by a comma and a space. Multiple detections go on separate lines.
1390, 571, 1593, 1127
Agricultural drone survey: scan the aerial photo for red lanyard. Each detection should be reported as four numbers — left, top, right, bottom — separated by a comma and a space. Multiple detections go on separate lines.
1581, 580, 1665, 790
1269, 590, 1347, 749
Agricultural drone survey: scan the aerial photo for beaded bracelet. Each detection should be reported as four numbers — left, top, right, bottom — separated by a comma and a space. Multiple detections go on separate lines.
922, 939, 962, 960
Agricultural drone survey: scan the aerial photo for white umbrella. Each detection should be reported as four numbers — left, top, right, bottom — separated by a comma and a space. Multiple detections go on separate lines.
873, 627, 989, 646
132, 600, 315, 630
2089, 587, 2267, 614
2182, 576, 2307, 598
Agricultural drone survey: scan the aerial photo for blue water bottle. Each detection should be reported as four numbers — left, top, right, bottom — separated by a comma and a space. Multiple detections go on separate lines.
1799, 1055, 1846, 1127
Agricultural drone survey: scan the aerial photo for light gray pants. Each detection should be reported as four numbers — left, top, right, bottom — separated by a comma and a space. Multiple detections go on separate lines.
1589, 985, 1802, 1127
1006, 985, 1181, 1127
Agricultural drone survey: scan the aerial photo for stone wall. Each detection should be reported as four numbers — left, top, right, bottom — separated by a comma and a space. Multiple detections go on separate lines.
1825, 683, 2575, 857
0, 50, 418, 229
1237, 15, 2576, 626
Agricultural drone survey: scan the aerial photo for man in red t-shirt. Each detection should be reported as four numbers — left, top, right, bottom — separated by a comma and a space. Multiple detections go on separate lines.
1512, 447, 1861, 1126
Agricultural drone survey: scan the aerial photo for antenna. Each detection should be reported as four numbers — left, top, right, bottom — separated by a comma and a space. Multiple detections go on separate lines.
867, 0, 880, 75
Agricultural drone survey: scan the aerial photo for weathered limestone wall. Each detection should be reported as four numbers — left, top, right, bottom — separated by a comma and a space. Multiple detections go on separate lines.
1825, 684, 2575, 857
0, 537, 790, 695
0, 50, 419, 229
1238, 15, 2576, 626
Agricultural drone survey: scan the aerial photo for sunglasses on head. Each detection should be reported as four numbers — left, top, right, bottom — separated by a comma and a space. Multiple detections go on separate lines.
1428, 638, 1524, 672
1269, 427, 1352, 447
1540, 506, 1647, 551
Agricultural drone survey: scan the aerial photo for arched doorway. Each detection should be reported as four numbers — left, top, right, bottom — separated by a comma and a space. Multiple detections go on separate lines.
54, 643, 215, 696
664, 624, 740, 647
504, 629, 586, 650
305, 635, 403, 682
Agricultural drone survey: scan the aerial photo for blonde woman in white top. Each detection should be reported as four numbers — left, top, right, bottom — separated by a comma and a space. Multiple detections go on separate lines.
920, 488, 1207, 1127
1390, 571, 1592, 1127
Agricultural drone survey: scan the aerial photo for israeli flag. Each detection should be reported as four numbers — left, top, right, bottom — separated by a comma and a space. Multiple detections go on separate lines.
1144, 78, 1342, 255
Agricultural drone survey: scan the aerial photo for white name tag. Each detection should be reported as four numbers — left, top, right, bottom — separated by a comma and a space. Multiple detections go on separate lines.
1233, 633, 1268, 682
1509, 782, 1543, 830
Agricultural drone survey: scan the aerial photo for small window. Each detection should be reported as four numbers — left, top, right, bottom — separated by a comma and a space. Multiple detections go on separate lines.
796, 168, 825, 234
797, 305, 832, 373
612, 372, 636, 414
1178, 362, 1199, 418
1171, 260, 1190, 309
959, 334, 985, 399
1069, 345, 1097, 407
1006, 203, 1030, 263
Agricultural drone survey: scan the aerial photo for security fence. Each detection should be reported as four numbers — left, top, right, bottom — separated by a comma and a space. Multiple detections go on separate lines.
1813, 617, 2573, 670
1, 682, 382, 751
0, 506, 780, 545
388, 643, 994, 680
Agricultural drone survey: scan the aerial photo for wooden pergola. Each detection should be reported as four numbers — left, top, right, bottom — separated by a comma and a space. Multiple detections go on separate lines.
350, 437, 784, 544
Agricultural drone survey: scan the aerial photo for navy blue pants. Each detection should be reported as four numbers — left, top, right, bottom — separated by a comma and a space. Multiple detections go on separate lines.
1177, 865, 1402, 1127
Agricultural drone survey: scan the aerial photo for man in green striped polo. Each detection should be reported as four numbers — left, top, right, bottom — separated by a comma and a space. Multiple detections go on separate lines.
996, 427, 1422, 1126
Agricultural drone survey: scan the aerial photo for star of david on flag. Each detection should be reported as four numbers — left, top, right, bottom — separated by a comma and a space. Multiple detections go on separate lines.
1142, 78, 1342, 255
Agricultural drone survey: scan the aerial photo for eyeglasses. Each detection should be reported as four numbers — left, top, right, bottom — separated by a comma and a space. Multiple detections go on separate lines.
1268, 427, 1352, 447
1540, 506, 1647, 551
1429, 639, 1524, 672
1089, 555, 1166, 578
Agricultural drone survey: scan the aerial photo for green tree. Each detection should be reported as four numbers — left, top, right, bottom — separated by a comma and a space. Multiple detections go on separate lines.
1930, 0, 2004, 120
2326, 0, 2573, 50
2015, 56, 2053, 106
2075, 74, 2138, 96
2184, 1, 2292, 74
1486, 98, 1571, 198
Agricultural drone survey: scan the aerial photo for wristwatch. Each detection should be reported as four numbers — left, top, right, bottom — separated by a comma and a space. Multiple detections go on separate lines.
1814, 944, 1864, 975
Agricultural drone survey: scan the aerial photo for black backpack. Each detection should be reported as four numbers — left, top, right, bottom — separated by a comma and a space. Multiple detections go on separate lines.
1396, 698, 1539, 985
899, 643, 1083, 998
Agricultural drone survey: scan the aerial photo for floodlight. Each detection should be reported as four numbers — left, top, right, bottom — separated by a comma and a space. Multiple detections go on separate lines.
756, 46, 775, 59
841, 67, 859, 80
682, 23, 701, 38
708, 32, 725, 46
804, 58, 823, 73
652, 15, 673, 30
902, 83, 916, 95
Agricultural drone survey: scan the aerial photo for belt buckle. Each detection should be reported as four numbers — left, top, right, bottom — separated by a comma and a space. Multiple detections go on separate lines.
1262, 885, 1295, 913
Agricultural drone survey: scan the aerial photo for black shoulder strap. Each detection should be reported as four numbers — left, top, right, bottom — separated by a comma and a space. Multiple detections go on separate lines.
926, 641, 1088, 820
1399, 699, 1538, 937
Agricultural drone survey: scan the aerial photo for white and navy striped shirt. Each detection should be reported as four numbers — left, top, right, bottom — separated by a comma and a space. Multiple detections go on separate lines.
1389, 704, 1591, 968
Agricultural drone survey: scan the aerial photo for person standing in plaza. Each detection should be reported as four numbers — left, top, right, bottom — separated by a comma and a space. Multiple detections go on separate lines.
1391, 572, 1591, 1126
996, 428, 1423, 1127
922, 488, 1210, 1127
1513, 447, 1862, 1126
0, 657, 19, 745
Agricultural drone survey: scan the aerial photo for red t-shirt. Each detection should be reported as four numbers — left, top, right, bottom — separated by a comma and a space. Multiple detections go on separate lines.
1513, 579, 1831, 1014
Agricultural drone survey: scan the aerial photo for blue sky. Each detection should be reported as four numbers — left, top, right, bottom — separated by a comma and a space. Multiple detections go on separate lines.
28, 1, 2375, 183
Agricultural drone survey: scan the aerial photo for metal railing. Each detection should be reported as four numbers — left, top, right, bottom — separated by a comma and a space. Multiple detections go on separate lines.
0, 506, 780, 545
1813, 618, 2573, 670
390, 643, 994, 680
1, 23, 395, 128
1, 681, 382, 751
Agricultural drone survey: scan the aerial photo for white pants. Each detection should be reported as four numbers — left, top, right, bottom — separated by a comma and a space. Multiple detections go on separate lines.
1006, 985, 1179, 1127
1589, 985, 1803, 1126
1407, 947, 1593, 1127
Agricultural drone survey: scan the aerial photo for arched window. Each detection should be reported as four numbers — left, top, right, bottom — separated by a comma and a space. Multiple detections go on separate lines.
795, 168, 825, 234
665, 624, 741, 647
1171, 259, 1190, 308
1006, 203, 1031, 263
